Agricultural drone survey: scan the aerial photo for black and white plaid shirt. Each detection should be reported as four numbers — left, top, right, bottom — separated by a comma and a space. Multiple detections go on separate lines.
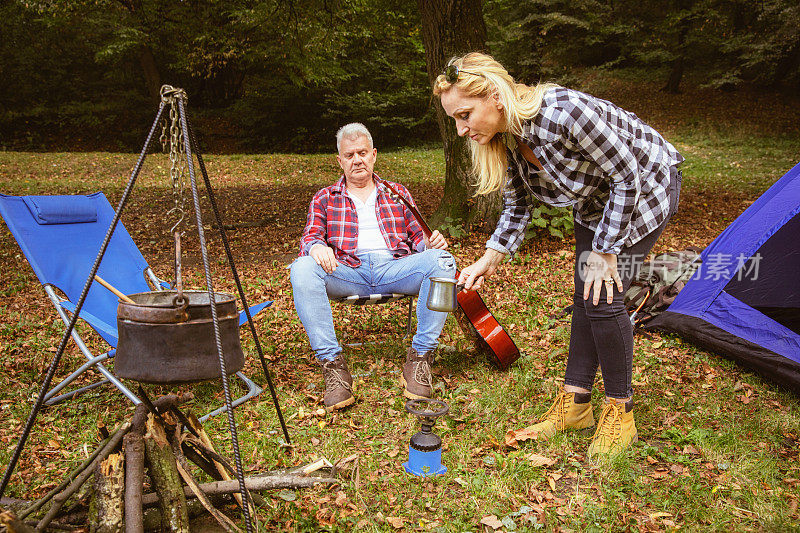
487, 87, 683, 256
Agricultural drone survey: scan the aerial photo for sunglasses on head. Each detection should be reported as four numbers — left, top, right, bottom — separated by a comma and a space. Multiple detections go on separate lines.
443, 63, 484, 84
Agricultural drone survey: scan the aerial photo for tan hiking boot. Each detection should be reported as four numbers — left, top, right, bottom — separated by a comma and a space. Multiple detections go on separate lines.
588, 398, 637, 459
400, 347, 433, 399
522, 387, 595, 440
320, 355, 355, 412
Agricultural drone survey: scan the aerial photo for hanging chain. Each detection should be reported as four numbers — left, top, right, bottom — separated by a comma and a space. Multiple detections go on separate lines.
161, 85, 189, 228
160, 86, 190, 306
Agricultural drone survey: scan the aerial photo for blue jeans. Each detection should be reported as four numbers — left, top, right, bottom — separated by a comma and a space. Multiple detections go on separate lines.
290, 249, 457, 362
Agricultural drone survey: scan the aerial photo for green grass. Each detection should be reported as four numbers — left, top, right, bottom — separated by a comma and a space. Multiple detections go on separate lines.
0, 128, 799, 531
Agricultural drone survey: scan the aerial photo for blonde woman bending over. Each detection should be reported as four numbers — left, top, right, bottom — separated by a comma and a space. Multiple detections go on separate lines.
433, 52, 683, 459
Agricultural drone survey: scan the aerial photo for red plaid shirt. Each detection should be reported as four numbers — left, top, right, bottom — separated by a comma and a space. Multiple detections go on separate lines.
299, 174, 426, 267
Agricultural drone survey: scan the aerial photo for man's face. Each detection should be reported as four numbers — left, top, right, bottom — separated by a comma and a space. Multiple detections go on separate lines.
337, 135, 377, 185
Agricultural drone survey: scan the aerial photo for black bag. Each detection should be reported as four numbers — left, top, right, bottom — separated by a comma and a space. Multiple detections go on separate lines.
624, 248, 703, 326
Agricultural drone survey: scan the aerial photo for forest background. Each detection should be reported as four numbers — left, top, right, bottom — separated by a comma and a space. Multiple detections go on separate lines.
2, 0, 799, 154
2, 1, 800, 530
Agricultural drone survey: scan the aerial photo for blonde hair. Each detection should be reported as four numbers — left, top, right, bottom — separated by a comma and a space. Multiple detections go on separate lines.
433, 52, 558, 195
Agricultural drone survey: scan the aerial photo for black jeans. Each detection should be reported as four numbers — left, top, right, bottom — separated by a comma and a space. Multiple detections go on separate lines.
564, 167, 682, 398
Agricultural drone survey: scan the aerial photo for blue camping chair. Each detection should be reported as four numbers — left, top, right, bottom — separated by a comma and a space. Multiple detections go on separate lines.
0, 192, 272, 421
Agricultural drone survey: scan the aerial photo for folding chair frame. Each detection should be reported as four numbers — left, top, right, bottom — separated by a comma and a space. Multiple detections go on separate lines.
334, 294, 415, 347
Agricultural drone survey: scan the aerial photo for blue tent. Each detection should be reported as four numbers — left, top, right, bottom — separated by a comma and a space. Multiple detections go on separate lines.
651, 161, 800, 392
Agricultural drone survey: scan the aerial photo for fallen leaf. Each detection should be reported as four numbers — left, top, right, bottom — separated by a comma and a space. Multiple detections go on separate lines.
525, 453, 557, 467
505, 425, 541, 448
386, 516, 405, 529
334, 491, 347, 507
480, 515, 503, 529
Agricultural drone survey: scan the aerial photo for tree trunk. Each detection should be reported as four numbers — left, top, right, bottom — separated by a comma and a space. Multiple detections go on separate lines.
417, 0, 500, 232
662, 0, 691, 94
139, 46, 162, 106
663, 55, 685, 94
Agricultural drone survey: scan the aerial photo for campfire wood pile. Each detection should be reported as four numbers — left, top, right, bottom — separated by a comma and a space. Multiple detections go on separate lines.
0, 394, 335, 532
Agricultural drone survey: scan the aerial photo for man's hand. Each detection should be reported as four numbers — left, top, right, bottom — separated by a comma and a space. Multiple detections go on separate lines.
582, 251, 623, 305
424, 230, 449, 250
309, 244, 338, 274
457, 248, 507, 290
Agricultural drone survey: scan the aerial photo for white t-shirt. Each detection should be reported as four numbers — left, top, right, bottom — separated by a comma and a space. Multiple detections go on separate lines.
347, 188, 389, 255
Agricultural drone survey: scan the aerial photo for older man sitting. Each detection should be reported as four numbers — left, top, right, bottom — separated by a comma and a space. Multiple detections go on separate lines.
290, 123, 456, 412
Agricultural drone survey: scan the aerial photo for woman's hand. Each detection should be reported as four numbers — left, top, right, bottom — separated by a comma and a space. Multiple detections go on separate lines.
424, 230, 449, 250
582, 251, 623, 305
458, 248, 507, 290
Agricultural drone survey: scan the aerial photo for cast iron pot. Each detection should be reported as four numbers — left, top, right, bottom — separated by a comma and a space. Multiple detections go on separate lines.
115, 290, 244, 384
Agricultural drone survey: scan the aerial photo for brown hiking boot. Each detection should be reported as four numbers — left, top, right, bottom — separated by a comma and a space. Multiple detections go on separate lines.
400, 347, 434, 399
521, 386, 595, 440
588, 398, 637, 460
319, 355, 355, 412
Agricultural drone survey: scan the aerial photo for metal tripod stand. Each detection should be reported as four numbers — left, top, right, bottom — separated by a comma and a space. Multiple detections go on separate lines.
0, 86, 291, 532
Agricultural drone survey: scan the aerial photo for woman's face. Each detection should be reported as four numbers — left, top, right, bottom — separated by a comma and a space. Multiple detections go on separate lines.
440, 87, 506, 145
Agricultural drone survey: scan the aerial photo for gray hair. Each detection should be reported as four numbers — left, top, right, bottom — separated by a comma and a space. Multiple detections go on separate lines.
336, 122, 373, 153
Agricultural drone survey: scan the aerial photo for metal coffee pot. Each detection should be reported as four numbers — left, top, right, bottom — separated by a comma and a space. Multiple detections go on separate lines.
426, 277, 460, 312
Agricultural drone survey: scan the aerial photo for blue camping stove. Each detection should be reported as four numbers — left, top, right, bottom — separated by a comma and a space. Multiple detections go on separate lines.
403, 398, 449, 477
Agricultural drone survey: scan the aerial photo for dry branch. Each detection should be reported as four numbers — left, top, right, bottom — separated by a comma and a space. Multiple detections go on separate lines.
0, 499, 32, 515
174, 457, 241, 533
180, 441, 221, 481
90, 452, 124, 533
142, 499, 221, 532
143, 415, 189, 533
184, 414, 249, 512
141, 475, 338, 506
123, 431, 145, 533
